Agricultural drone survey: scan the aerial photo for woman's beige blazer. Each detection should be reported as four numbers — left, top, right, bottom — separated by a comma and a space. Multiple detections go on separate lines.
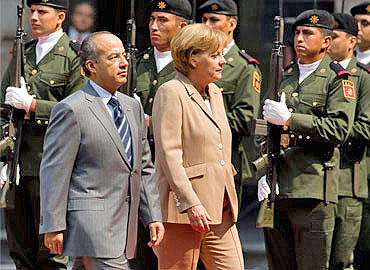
152, 72, 239, 225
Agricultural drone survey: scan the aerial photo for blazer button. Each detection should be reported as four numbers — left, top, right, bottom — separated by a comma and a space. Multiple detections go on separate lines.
218, 144, 223, 150
31, 69, 37, 75
220, 160, 225, 166
176, 202, 180, 207
216, 128, 220, 133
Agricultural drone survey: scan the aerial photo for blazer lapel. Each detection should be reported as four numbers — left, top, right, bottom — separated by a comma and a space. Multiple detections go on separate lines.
84, 83, 132, 168
117, 93, 138, 170
176, 73, 221, 129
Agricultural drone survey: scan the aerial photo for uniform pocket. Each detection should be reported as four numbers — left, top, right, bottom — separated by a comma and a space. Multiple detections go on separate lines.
40, 73, 68, 101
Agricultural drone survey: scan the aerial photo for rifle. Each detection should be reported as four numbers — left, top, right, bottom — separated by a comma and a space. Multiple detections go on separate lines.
0, 0, 27, 209
121, 0, 137, 97
192, 0, 197, 23
253, 4, 285, 229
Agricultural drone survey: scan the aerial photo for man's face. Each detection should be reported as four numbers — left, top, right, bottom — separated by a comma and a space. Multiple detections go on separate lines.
70, 3, 95, 33
29, 5, 64, 38
149, 11, 182, 52
328, 30, 356, 61
90, 34, 128, 93
294, 26, 330, 63
355, 14, 370, 51
201, 13, 235, 42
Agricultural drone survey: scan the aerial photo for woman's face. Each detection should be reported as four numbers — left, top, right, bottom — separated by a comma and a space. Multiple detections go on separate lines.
191, 46, 226, 83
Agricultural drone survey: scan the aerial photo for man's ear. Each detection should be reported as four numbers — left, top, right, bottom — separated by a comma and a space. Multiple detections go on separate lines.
85, 60, 96, 75
229, 17, 237, 32
179, 21, 188, 29
322, 35, 332, 50
57, 11, 66, 24
349, 35, 358, 50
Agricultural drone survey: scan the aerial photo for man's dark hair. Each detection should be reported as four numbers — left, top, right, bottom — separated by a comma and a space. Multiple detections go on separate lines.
80, 31, 111, 77
319, 28, 334, 38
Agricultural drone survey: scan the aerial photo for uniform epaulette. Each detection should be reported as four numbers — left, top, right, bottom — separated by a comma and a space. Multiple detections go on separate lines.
136, 47, 151, 59
69, 40, 81, 55
330, 61, 351, 78
357, 62, 370, 73
284, 61, 295, 71
25, 39, 37, 49
239, 50, 260, 65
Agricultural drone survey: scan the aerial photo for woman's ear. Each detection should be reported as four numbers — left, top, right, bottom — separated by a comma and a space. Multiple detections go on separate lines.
190, 54, 198, 69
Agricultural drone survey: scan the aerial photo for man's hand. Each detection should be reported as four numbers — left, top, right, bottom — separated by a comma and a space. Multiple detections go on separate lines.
44, 232, 63, 255
263, 92, 291, 126
257, 175, 279, 202
186, 204, 212, 234
147, 221, 165, 247
0, 164, 20, 189
5, 77, 34, 112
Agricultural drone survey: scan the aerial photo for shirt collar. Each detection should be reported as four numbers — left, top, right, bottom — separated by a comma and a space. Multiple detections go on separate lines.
223, 40, 235, 56
339, 58, 352, 69
89, 80, 115, 105
37, 29, 64, 45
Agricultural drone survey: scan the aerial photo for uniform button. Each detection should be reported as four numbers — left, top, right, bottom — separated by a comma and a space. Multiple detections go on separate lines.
298, 135, 303, 139
220, 160, 225, 166
218, 144, 223, 150
27, 86, 31, 92
291, 92, 298, 97
228, 57, 234, 62
150, 138, 154, 142
216, 128, 220, 133
287, 68, 293, 73
36, 120, 41, 125
351, 68, 357, 73
320, 68, 326, 73
306, 136, 311, 140
148, 98, 153, 104
219, 88, 223, 92
152, 80, 158, 86
283, 125, 289, 131
290, 134, 295, 139
288, 108, 293, 113
31, 69, 37, 75
44, 121, 48, 125
312, 102, 317, 107
49, 80, 55, 85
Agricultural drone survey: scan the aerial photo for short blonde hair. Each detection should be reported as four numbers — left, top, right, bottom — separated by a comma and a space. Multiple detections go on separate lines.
171, 23, 228, 75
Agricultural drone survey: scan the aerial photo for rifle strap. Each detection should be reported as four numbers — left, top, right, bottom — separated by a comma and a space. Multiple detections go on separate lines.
323, 162, 334, 204
353, 162, 360, 197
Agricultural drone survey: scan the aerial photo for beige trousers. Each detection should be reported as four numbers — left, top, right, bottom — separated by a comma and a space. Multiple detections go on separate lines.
155, 206, 244, 270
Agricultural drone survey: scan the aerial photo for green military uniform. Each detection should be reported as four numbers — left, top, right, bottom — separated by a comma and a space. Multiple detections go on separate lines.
350, 4, 370, 269
135, 47, 177, 157
264, 53, 356, 270
1, 33, 87, 269
213, 43, 261, 204
331, 57, 370, 270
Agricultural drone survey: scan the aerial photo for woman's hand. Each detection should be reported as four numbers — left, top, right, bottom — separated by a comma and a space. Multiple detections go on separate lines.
186, 205, 213, 234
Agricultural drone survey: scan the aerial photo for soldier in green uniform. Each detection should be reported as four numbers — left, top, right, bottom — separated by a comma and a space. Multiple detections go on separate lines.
350, 3, 370, 269
198, 0, 261, 208
326, 13, 370, 270
132, 1, 191, 269
135, 0, 191, 157
259, 10, 357, 270
0, 0, 87, 269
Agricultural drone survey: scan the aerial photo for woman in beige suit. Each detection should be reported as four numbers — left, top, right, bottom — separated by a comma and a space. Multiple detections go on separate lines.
152, 23, 244, 270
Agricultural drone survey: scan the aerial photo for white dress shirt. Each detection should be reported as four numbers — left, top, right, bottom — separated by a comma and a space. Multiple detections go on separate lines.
223, 40, 235, 56
339, 58, 351, 69
36, 29, 64, 64
67, 26, 91, 43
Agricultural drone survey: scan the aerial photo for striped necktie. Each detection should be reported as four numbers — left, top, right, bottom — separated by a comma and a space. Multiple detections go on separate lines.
108, 95, 133, 166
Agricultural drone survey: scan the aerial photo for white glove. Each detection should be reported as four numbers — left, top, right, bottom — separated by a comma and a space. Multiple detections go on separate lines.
257, 175, 279, 202
5, 77, 34, 112
263, 92, 291, 126
0, 164, 20, 189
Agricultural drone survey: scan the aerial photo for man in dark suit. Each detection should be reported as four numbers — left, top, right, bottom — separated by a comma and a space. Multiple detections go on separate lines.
39, 31, 164, 269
